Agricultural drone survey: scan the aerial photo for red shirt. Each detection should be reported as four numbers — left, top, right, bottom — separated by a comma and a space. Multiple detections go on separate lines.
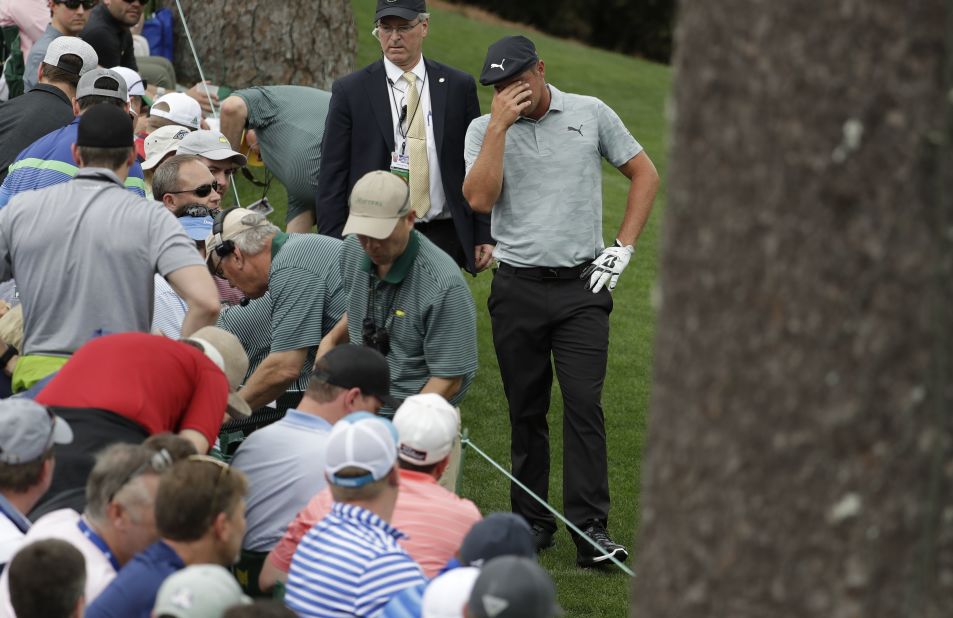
37, 333, 229, 445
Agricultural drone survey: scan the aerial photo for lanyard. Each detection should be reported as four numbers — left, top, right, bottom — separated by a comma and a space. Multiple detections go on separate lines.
0, 495, 30, 534
78, 518, 121, 571
366, 278, 399, 330
388, 70, 428, 155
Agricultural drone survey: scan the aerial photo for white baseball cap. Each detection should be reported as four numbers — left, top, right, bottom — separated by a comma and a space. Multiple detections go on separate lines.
42, 36, 97, 77
150, 92, 202, 129
141, 125, 191, 170
109, 66, 145, 99
324, 412, 398, 487
422, 567, 481, 618
153, 565, 251, 617
393, 393, 459, 466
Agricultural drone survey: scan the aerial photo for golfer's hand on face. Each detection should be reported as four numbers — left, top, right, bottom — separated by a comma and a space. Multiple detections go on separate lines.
490, 81, 532, 128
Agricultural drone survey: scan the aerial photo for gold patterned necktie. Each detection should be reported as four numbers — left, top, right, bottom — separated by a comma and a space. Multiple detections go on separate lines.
403, 71, 430, 218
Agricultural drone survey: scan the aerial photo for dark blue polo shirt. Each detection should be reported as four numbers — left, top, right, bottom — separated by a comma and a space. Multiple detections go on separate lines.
84, 540, 184, 618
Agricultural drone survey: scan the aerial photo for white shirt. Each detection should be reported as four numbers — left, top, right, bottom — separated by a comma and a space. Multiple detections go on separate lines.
0, 510, 118, 617
152, 274, 187, 338
383, 56, 448, 221
0, 516, 24, 569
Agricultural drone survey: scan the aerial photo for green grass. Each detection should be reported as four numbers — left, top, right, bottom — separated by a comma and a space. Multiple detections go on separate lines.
230, 2, 670, 615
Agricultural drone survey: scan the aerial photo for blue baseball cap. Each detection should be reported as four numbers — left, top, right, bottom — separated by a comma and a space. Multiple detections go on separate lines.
179, 215, 214, 241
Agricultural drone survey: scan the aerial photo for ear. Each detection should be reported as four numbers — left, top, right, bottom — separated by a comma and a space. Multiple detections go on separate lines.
342, 386, 362, 411
161, 193, 177, 212
387, 466, 400, 488
212, 510, 229, 541
71, 99, 81, 116
420, 18, 429, 39
71, 143, 82, 167
537, 60, 546, 78
105, 499, 125, 528
434, 456, 450, 479
125, 148, 136, 168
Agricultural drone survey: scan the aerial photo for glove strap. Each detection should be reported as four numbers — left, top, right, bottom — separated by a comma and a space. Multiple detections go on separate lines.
614, 239, 635, 255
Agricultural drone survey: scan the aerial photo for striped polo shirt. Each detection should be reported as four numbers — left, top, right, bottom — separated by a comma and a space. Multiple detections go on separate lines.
216, 293, 273, 382
285, 502, 426, 618
0, 117, 147, 209
264, 233, 346, 391
269, 469, 482, 579
234, 86, 331, 221
340, 232, 478, 412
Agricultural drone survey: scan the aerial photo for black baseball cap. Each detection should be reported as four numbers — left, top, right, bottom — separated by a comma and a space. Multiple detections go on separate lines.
77, 104, 134, 148
460, 513, 536, 567
375, 0, 426, 21
479, 35, 540, 86
311, 345, 395, 408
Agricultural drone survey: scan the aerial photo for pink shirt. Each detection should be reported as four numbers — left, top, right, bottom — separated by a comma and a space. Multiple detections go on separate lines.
270, 469, 481, 578
0, 0, 49, 55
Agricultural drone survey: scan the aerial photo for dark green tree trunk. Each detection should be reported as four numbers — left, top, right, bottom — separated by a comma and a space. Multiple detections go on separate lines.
633, 1, 953, 616
165, 0, 356, 89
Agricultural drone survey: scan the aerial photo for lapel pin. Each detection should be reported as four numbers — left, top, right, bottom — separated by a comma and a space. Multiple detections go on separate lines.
439, 77, 445, 83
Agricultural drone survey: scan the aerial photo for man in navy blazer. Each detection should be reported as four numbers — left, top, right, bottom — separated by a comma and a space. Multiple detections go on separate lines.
314, 0, 494, 274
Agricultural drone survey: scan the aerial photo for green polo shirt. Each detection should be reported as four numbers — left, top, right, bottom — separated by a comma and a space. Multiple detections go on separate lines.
266, 232, 346, 391
217, 293, 273, 382
340, 231, 478, 412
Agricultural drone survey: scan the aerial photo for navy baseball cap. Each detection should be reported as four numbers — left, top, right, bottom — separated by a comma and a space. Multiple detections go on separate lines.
460, 513, 535, 567
375, 0, 426, 21
479, 35, 539, 86
77, 104, 133, 148
310, 345, 395, 408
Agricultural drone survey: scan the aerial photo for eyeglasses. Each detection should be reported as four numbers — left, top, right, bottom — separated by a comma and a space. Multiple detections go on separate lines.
107, 448, 173, 504
167, 181, 221, 198
377, 18, 423, 36
57, 0, 98, 9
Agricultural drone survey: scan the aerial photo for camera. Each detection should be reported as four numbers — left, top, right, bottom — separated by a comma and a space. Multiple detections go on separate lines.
362, 316, 391, 356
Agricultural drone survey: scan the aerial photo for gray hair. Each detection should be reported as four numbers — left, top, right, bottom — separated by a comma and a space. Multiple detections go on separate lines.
152, 154, 202, 200
232, 212, 280, 256
84, 443, 159, 524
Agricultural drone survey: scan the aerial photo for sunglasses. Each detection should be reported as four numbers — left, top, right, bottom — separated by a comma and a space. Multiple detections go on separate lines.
167, 181, 221, 198
120, 0, 148, 5
187, 455, 231, 507
57, 0, 98, 8
107, 448, 173, 503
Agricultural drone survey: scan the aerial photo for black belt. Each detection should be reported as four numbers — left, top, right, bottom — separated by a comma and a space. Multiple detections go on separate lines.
415, 217, 454, 231
497, 262, 587, 280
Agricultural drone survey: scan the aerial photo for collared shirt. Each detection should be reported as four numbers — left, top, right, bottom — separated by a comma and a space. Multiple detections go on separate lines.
0, 493, 29, 570
383, 56, 448, 222
0, 0, 47, 55
266, 233, 346, 391
270, 468, 482, 580
23, 23, 61, 93
231, 409, 333, 552
85, 540, 184, 618
0, 169, 201, 357
217, 293, 273, 383
0, 82, 74, 184
340, 232, 477, 412
0, 116, 147, 208
233, 86, 331, 216
464, 84, 642, 268
0, 510, 119, 616
152, 274, 187, 338
285, 502, 426, 618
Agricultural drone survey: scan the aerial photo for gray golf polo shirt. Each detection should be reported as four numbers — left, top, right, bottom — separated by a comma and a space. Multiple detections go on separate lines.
464, 84, 642, 268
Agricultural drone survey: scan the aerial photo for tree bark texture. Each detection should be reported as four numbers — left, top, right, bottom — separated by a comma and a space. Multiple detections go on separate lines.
632, 1, 953, 617
165, 0, 356, 90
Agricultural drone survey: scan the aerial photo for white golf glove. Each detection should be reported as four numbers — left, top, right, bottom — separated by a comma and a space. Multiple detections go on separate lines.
581, 240, 634, 293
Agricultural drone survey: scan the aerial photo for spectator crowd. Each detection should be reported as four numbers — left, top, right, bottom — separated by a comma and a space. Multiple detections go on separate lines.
0, 0, 659, 615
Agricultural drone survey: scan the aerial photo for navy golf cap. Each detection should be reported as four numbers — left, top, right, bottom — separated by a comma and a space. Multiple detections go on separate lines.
375, 0, 426, 21
479, 35, 539, 86
77, 104, 133, 148
460, 512, 535, 567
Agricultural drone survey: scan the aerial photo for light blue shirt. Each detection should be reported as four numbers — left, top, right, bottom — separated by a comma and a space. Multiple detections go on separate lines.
230, 409, 332, 552
23, 25, 61, 93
